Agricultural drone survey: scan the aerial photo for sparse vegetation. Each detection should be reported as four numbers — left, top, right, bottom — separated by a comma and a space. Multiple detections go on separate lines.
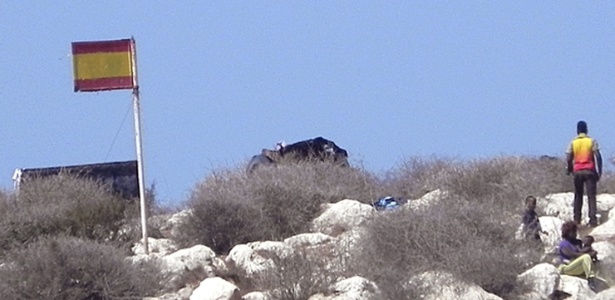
175, 161, 382, 254
176, 155, 583, 298
239, 248, 336, 300
0, 174, 135, 255
350, 196, 539, 299
353, 156, 586, 298
0, 235, 161, 300
0, 155, 611, 299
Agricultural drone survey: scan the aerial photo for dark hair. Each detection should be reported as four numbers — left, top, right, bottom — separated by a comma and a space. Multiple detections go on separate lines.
584, 235, 595, 243
561, 221, 577, 239
525, 196, 536, 204
577, 121, 588, 134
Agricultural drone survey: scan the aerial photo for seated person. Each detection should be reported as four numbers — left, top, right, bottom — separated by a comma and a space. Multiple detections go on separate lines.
558, 221, 598, 291
521, 196, 547, 240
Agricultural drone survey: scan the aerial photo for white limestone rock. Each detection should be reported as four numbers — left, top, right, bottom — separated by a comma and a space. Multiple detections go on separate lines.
590, 219, 615, 238
311, 199, 375, 236
284, 232, 335, 248
241, 291, 271, 300
542, 193, 609, 225
516, 263, 560, 299
189, 277, 240, 300
226, 241, 294, 279
407, 189, 448, 210
594, 286, 615, 300
132, 237, 179, 256
558, 275, 596, 300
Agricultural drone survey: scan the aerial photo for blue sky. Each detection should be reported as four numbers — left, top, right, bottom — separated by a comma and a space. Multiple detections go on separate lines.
2, 2, 614, 205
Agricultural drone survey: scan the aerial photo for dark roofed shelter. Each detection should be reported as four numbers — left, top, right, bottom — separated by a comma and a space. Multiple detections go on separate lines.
13, 160, 139, 200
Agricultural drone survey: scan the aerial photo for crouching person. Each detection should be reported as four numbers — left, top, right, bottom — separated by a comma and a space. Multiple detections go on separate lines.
558, 221, 598, 291
521, 196, 547, 241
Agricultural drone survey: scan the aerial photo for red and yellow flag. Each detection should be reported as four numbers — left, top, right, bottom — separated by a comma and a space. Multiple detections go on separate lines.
72, 39, 135, 92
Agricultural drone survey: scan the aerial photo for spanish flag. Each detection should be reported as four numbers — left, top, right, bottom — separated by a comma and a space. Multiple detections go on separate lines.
72, 39, 135, 92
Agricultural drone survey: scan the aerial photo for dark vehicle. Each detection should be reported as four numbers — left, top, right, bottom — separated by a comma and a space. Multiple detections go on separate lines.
247, 137, 349, 174
13, 160, 139, 199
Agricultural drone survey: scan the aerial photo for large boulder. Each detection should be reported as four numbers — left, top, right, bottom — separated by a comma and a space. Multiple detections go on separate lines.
594, 286, 615, 300
406, 189, 448, 210
542, 193, 612, 225
241, 291, 271, 300
590, 219, 615, 239
592, 241, 615, 285
538, 216, 564, 254
516, 263, 560, 299
160, 245, 221, 291
132, 237, 179, 256
558, 275, 596, 300
542, 193, 586, 222
311, 199, 375, 236
226, 241, 294, 279
596, 194, 615, 213
162, 209, 193, 239
190, 277, 240, 300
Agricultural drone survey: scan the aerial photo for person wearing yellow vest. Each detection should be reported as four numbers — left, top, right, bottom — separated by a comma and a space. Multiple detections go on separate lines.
566, 121, 602, 227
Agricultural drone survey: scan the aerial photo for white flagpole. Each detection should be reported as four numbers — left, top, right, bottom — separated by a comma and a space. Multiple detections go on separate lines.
130, 37, 149, 254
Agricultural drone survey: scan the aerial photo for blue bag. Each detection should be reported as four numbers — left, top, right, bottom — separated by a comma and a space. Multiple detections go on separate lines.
373, 196, 401, 211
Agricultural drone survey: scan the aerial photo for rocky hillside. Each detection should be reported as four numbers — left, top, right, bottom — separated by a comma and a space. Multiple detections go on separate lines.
1, 157, 614, 299
139, 190, 615, 300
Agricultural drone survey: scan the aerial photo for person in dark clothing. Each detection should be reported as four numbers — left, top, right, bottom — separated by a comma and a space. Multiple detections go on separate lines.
581, 235, 599, 262
566, 121, 602, 227
521, 196, 547, 241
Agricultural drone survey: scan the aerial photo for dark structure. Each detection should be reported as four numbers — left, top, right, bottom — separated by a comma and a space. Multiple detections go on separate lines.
246, 137, 349, 174
13, 160, 139, 199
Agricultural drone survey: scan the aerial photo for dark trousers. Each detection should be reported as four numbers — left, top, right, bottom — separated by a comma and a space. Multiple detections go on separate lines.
573, 170, 598, 225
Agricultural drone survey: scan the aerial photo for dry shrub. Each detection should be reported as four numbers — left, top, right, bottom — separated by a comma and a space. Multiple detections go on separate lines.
0, 190, 12, 214
354, 157, 562, 299
0, 235, 161, 299
243, 249, 335, 299
0, 174, 132, 255
597, 172, 615, 194
352, 195, 541, 299
386, 156, 572, 221
0, 189, 9, 203
384, 156, 459, 199
176, 161, 382, 254
444, 156, 570, 199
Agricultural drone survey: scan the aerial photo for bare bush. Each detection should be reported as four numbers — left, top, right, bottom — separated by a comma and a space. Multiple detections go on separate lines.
0, 235, 161, 299
0, 189, 8, 202
0, 174, 132, 255
176, 161, 382, 254
352, 197, 541, 299
384, 156, 459, 199
246, 248, 336, 299
597, 172, 615, 194
385, 156, 575, 226
445, 156, 570, 199
354, 157, 555, 299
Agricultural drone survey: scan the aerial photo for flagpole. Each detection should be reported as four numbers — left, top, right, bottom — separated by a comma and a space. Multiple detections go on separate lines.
130, 37, 149, 254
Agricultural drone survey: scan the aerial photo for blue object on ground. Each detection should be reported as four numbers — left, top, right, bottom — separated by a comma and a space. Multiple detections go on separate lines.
373, 196, 401, 211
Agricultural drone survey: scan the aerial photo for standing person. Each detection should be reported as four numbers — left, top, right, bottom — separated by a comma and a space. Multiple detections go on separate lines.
566, 120, 602, 227
558, 221, 598, 291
